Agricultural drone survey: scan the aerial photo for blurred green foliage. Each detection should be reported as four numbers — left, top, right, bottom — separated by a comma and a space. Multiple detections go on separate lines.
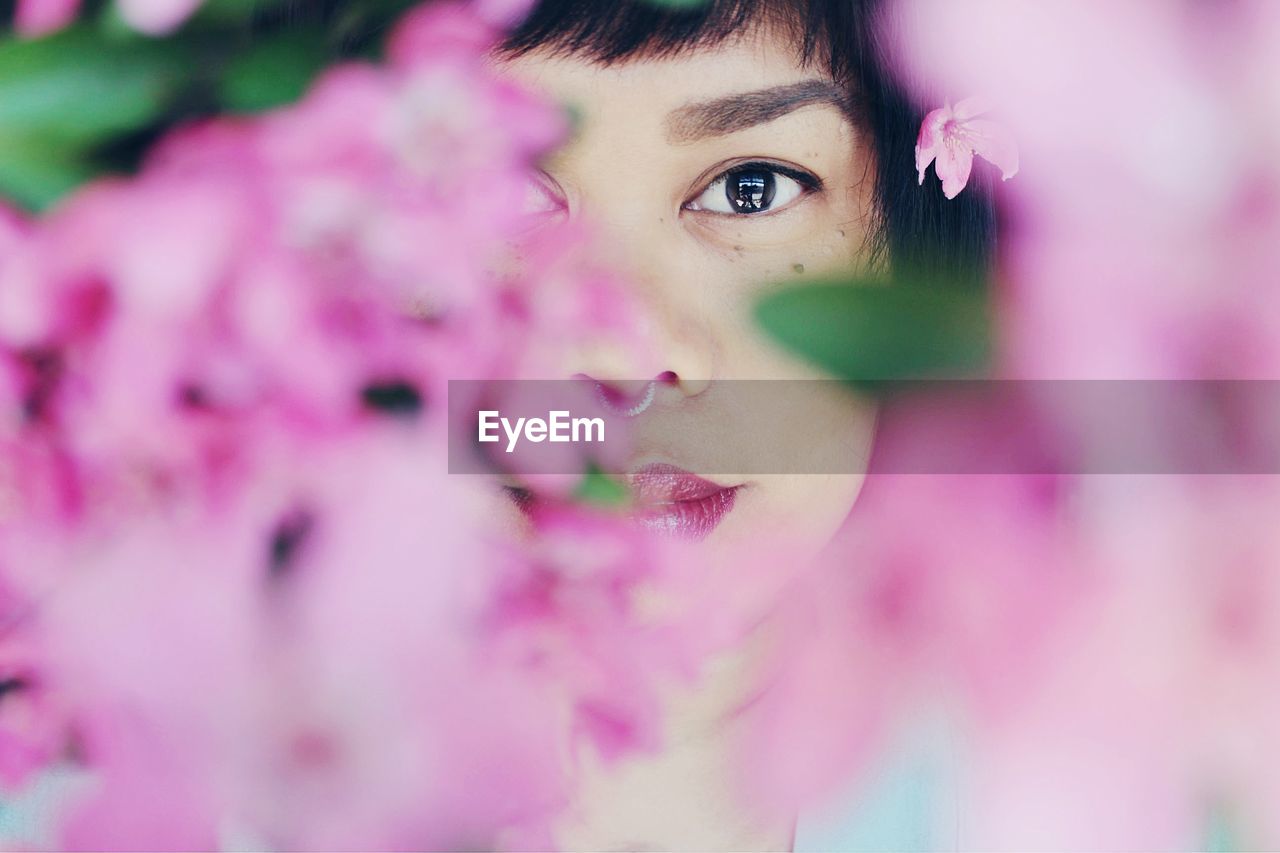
0, 0, 421, 211
755, 275, 992, 389
219, 27, 328, 111
573, 465, 629, 508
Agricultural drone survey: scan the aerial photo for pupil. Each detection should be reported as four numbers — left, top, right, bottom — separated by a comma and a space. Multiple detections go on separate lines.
727, 170, 775, 213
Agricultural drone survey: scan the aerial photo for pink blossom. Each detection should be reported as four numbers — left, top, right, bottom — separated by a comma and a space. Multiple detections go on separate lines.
13, 0, 202, 36
739, 464, 1081, 815
0, 602, 62, 792
0, 2, 692, 847
915, 97, 1019, 199
116, 0, 203, 35
387, 1, 503, 68
855, 0, 1280, 844
472, 0, 537, 29
942, 477, 1280, 848
890, 0, 1277, 379
0, 204, 25, 260
13, 0, 80, 37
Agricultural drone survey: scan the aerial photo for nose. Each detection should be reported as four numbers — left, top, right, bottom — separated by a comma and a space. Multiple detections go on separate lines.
571, 314, 712, 400
570, 295, 714, 403
567, 215, 715, 400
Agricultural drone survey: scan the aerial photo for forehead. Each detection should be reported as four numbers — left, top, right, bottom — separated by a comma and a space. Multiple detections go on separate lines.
491, 26, 823, 120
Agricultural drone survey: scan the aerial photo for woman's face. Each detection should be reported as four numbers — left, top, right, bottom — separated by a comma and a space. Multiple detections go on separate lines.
495, 23, 877, 557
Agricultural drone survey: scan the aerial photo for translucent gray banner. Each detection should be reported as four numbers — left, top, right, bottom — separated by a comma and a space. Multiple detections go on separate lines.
447, 380, 1280, 475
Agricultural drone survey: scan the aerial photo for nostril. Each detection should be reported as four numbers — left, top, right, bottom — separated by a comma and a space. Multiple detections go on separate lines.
575, 372, 683, 417
594, 379, 657, 418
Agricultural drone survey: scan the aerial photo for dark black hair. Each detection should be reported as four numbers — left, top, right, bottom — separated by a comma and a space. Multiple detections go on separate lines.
499, 0, 995, 285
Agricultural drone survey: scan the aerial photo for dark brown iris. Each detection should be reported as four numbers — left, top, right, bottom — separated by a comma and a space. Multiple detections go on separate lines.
726, 170, 775, 213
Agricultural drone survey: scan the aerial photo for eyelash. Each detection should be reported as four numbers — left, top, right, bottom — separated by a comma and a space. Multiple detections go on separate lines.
683, 160, 824, 216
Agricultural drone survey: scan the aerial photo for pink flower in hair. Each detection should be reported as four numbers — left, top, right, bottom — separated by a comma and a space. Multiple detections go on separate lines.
916, 97, 1019, 199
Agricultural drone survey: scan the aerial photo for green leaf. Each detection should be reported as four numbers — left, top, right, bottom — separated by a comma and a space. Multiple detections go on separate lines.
0, 28, 184, 144
0, 132, 99, 212
573, 466, 630, 508
755, 278, 992, 385
219, 31, 327, 112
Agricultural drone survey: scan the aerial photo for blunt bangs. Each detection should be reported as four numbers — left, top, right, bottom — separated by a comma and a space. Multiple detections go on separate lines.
499, 0, 866, 84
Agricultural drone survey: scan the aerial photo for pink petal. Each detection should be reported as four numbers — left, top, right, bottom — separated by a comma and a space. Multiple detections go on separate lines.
117, 0, 203, 35
915, 142, 936, 185
387, 1, 497, 69
14, 0, 81, 36
474, 0, 536, 27
952, 95, 993, 122
915, 107, 951, 184
967, 117, 1021, 180
935, 140, 975, 199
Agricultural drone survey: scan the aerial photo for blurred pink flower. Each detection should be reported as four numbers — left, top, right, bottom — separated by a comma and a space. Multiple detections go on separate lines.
945, 476, 1280, 848
13, 0, 79, 36
0, 204, 25, 258
740, 468, 1080, 816
891, 0, 1280, 379
915, 97, 1019, 199
0, 2, 698, 847
387, 1, 503, 68
13, 0, 202, 36
875, 0, 1280, 845
117, 0, 203, 35
0, 604, 62, 792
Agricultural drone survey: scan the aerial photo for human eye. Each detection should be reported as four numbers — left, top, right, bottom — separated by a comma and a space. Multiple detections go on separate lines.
518, 170, 567, 223
682, 161, 822, 216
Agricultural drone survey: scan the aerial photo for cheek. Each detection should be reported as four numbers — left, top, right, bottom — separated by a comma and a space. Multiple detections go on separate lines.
731, 474, 868, 559
669, 228, 864, 377
702, 228, 862, 315
685, 191, 870, 283
741, 395, 875, 545
690, 224, 859, 293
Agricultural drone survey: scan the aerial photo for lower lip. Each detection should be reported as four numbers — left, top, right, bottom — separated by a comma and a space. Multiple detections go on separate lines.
501, 469, 741, 542
630, 464, 740, 541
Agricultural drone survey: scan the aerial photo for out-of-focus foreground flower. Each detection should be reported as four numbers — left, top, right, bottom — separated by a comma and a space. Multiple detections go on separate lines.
15, 0, 203, 36
740, 1, 1280, 848
0, 3, 742, 849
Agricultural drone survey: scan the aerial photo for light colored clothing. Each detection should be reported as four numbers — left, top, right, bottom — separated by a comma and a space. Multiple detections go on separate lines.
0, 767, 90, 849
795, 718, 961, 853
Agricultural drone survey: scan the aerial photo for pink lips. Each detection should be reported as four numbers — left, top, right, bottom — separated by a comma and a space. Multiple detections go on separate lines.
629, 463, 740, 541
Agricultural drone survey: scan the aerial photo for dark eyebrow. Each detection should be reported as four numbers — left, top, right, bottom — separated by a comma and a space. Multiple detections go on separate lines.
665, 80, 854, 143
